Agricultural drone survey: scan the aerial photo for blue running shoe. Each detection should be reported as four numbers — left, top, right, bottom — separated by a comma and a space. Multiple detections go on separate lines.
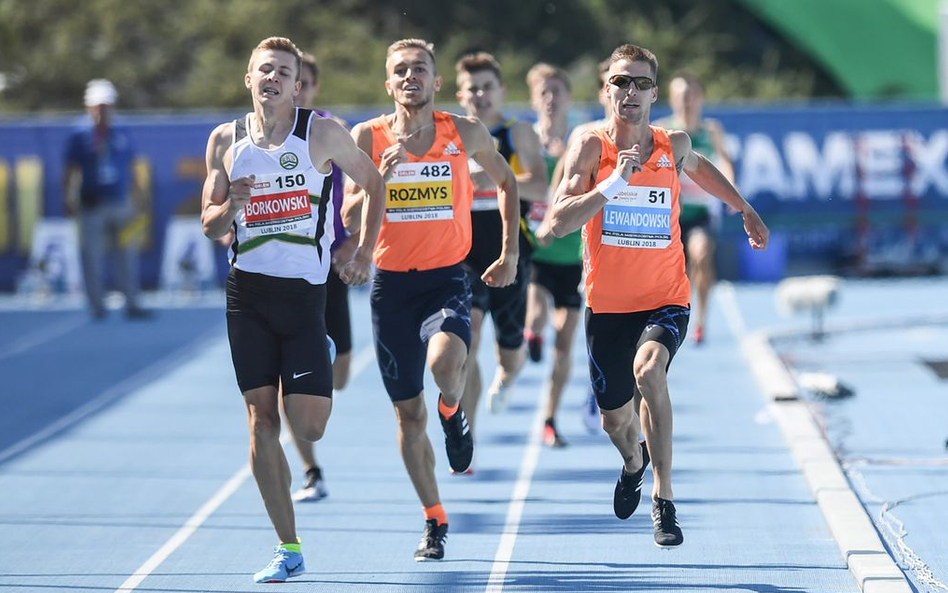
253, 546, 305, 583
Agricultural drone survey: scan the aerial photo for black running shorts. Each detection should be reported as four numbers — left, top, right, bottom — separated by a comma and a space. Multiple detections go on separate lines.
465, 255, 530, 350
531, 261, 583, 310
226, 268, 333, 397
371, 264, 472, 401
585, 305, 690, 411
325, 267, 352, 355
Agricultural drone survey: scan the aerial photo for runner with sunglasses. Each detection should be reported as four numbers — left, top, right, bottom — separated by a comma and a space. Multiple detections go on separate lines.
549, 44, 768, 548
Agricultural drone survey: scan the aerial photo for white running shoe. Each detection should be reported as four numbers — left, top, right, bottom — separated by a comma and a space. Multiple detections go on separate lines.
582, 390, 600, 433
292, 469, 328, 502
486, 374, 513, 414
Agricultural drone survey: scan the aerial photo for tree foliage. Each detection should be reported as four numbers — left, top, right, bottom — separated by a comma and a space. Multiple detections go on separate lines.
0, 0, 840, 113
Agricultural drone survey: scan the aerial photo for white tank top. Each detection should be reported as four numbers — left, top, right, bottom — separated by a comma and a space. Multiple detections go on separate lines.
228, 108, 334, 284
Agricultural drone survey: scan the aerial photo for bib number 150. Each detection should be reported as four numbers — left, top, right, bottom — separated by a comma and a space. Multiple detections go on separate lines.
275, 174, 306, 189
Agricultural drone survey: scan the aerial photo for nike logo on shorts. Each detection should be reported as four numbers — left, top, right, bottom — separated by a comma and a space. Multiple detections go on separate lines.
293, 371, 313, 379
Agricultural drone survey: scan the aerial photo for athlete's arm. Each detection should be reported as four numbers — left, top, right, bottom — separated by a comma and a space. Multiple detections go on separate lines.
312, 118, 385, 285
671, 130, 768, 250
705, 119, 735, 184
456, 115, 519, 288
62, 166, 81, 217
534, 138, 572, 243
341, 122, 371, 232
201, 122, 255, 241
550, 131, 641, 237
510, 121, 549, 203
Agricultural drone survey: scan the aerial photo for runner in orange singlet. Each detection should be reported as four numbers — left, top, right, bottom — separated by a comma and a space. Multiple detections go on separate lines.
344, 38, 520, 561
549, 44, 768, 548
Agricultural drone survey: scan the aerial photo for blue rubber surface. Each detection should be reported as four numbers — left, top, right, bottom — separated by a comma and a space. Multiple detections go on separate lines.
0, 281, 890, 593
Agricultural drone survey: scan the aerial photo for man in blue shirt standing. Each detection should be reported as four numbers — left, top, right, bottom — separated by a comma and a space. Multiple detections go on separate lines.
63, 79, 148, 319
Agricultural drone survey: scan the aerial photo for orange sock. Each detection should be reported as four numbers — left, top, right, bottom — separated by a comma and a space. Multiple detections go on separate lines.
424, 503, 448, 526
438, 396, 459, 420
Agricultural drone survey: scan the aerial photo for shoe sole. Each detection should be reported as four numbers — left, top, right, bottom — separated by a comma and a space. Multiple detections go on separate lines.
655, 541, 683, 549
255, 567, 305, 583
293, 493, 328, 502
414, 555, 444, 562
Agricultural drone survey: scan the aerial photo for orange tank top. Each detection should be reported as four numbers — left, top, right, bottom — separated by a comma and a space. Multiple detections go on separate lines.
368, 111, 474, 272
583, 126, 690, 313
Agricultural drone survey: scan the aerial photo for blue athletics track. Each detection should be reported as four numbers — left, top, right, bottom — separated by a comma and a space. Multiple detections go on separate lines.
0, 277, 944, 593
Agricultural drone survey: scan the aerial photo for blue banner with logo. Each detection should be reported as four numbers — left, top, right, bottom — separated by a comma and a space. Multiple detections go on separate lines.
0, 103, 945, 291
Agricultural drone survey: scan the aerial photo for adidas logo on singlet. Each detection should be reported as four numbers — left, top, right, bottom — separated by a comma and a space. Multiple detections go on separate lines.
657, 154, 673, 168
444, 141, 461, 156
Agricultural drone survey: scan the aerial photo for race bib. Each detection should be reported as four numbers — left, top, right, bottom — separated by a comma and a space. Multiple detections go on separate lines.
386, 161, 454, 222
601, 185, 672, 249
471, 190, 499, 212
243, 172, 314, 237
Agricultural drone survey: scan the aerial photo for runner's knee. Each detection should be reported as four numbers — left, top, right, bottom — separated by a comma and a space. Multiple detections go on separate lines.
248, 408, 281, 441
601, 407, 633, 435
634, 357, 665, 397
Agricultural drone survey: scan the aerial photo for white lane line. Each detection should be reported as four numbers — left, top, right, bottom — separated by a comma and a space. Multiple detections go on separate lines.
114, 464, 254, 592
715, 282, 746, 335
0, 329, 218, 465
717, 284, 913, 593
485, 395, 546, 593
112, 343, 375, 593
0, 315, 86, 362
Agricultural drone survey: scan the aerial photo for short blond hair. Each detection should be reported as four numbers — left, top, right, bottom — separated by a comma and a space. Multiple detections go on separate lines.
526, 62, 571, 93
248, 36, 303, 80
386, 38, 437, 69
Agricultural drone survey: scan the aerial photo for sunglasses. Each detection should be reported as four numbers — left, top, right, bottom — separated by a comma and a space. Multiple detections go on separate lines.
608, 74, 656, 91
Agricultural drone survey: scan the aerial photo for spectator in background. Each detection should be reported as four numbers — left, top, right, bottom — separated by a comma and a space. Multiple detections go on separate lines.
656, 74, 735, 344
63, 79, 149, 319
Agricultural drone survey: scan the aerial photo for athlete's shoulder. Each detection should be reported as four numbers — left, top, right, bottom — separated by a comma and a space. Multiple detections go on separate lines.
564, 128, 604, 173
667, 128, 692, 151
566, 119, 606, 146
208, 121, 236, 145
309, 114, 349, 139
447, 112, 481, 132
450, 113, 490, 148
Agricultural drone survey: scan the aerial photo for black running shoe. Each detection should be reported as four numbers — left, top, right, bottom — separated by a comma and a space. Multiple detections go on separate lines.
652, 497, 683, 547
613, 441, 650, 519
414, 518, 448, 561
439, 397, 474, 473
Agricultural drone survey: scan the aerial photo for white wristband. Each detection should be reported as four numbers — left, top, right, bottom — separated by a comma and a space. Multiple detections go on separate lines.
596, 171, 626, 201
